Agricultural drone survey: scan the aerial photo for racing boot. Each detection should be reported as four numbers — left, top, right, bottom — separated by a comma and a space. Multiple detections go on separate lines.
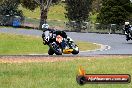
126, 35, 130, 41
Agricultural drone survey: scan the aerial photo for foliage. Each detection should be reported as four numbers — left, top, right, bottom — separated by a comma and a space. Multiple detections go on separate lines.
65, 0, 92, 22
0, 0, 61, 12
91, 0, 102, 13
0, 0, 23, 17
0, 0, 4, 3
0, 0, 62, 27
0, 0, 25, 26
52, 0, 61, 4
20, 0, 62, 11
97, 0, 132, 25
65, 0, 92, 31
20, 0, 39, 11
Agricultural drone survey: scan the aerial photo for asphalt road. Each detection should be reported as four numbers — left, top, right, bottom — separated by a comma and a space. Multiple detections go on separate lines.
0, 28, 132, 56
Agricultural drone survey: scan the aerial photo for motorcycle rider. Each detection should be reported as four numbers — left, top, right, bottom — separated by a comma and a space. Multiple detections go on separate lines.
124, 22, 131, 41
42, 23, 68, 49
42, 23, 52, 44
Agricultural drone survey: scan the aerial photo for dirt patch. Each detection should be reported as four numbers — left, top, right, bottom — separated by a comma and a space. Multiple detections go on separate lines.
0, 56, 78, 63
0, 55, 130, 63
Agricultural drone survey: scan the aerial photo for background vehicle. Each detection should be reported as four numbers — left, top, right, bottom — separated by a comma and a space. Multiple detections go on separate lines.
124, 26, 132, 41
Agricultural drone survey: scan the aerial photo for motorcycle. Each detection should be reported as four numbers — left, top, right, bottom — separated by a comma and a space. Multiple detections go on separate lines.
42, 31, 79, 55
124, 27, 132, 41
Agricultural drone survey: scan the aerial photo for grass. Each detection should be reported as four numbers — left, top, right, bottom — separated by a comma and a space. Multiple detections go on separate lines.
0, 33, 100, 55
77, 41, 100, 51
0, 33, 48, 55
0, 56, 131, 88
89, 13, 98, 23
48, 3, 67, 21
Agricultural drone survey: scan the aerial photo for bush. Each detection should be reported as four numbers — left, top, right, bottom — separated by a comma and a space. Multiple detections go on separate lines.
0, 0, 24, 26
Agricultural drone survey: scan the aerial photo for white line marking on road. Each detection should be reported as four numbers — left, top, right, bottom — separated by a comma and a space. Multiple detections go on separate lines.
80, 43, 111, 53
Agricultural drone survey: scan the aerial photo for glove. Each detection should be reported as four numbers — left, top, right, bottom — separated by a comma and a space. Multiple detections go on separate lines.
45, 36, 49, 43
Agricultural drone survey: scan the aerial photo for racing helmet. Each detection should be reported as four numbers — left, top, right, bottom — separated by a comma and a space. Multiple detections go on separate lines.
125, 22, 130, 25
42, 23, 49, 29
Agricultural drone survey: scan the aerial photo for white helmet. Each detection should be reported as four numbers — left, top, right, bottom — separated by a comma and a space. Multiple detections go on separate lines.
125, 22, 130, 25
42, 24, 49, 29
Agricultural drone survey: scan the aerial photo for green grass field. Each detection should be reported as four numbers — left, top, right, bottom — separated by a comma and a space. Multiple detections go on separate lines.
0, 33, 48, 55
0, 33, 100, 55
0, 56, 131, 88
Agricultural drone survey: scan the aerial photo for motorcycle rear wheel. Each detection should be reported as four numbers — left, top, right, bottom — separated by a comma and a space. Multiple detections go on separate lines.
71, 43, 79, 55
54, 48, 62, 55
48, 48, 54, 55
49, 42, 62, 55
72, 45, 79, 55
72, 49, 79, 55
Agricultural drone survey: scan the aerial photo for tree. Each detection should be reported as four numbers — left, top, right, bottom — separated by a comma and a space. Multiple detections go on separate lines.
20, 0, 60, 29
0, 0, 4, 3
0, 0, 25, 25
65, 0, 93, 31
92, 0, 102, 13
0, 0, 60, 28
0, 0, 24, 19
97, 0, 132, 25
20, 0, 60, 11
20, 0, 39, 11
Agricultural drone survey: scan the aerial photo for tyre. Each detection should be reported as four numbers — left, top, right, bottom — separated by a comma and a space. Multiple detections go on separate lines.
54, 48, 62, 55
49, 42, 62, 55
72, 45, 79, 55
48, 48, 54, 55
72, 49, 79, 55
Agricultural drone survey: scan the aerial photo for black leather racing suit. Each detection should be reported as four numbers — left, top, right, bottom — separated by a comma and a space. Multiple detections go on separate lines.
42, 29, 67, 48
125, 25, 131, 40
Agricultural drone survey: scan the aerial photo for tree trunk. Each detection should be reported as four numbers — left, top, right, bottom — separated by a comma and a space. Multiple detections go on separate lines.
39, 9, 48, 30
39, 5, 48, 30
38, 0, 52, 30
